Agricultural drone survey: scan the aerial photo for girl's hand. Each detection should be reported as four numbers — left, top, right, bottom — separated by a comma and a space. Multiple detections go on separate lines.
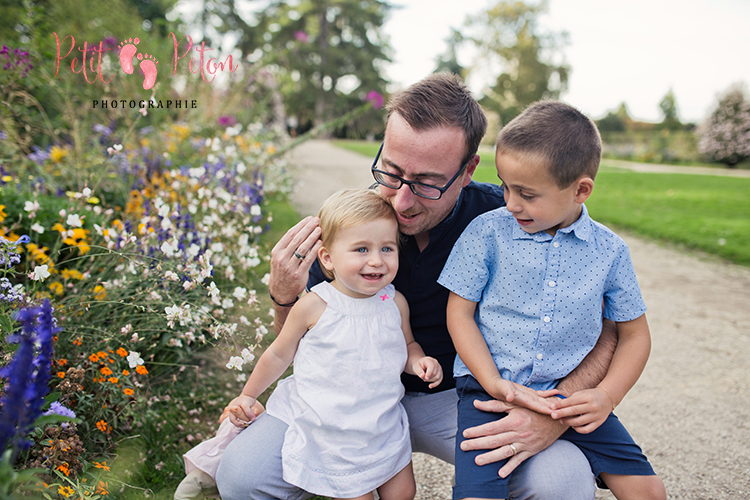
413, 356, 443, 389
490, 378, 554, 415
225, 394, 258, 428
549, 387, 613, 433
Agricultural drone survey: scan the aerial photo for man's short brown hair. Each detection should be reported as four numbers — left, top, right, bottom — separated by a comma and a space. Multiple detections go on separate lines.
495, 100, 602, 188
386, 73, 488, 166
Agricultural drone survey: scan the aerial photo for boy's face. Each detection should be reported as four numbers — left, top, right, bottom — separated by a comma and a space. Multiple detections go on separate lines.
318, 217, 400, 299
495, 152, 592, 236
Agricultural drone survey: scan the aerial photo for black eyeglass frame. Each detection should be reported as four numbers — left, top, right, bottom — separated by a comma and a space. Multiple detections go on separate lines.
370, 143, 470, 201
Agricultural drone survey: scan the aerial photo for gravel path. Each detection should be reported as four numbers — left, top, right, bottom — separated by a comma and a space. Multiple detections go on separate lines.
289, 140, 750, 500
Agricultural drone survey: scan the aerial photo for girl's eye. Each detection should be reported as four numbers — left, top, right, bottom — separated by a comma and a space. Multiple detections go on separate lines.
356, 247, 368, 253
382, 246, 394, 253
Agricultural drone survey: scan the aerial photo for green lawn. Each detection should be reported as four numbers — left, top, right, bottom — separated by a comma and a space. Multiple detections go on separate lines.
332, 140, 750, 266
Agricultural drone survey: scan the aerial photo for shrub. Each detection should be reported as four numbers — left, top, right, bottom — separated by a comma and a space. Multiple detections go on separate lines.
696, 84, 750, 166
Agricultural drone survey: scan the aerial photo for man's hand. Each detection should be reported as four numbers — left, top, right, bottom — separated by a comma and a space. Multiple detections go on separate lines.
460, 399, 568, 478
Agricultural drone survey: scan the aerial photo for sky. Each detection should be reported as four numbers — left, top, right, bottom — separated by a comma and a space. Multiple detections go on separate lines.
382, 0, 750, 123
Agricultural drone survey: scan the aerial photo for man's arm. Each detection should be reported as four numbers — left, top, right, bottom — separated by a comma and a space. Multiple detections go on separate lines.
268, 216, 322, 334
460, 319, 618, 477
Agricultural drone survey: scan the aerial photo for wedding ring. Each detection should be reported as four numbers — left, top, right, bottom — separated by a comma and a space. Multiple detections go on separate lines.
509, 443, 518, 456
294, 250, 305, 260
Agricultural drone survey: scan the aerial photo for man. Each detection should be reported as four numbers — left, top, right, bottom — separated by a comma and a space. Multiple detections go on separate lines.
217, 73, 616, 499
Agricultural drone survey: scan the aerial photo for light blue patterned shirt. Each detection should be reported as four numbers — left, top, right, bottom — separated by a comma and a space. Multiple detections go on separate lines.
437, 204, 646, 391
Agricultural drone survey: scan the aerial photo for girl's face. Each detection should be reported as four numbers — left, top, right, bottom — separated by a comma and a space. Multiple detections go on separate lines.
318, 217, 399, 299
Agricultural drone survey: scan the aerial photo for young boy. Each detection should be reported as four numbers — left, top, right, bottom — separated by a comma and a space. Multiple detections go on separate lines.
438, 100, 666, 500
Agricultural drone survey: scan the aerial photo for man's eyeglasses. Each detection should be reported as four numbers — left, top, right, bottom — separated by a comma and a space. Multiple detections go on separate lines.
370, 143, 469, 201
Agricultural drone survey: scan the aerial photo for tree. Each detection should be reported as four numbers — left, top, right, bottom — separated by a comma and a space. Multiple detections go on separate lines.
434, 29, 467, 79
658, 88, 682, 130
464, 0, 569, 126
696, 84, 750, 167
207, 0, 392, 136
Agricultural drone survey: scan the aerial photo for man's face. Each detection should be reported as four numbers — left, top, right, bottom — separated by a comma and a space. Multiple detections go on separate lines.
377, 113, 477, 243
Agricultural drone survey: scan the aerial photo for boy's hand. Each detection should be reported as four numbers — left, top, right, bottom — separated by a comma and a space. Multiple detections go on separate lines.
225, 394, 258, 428
489, 378, 553, 415
549, 387, 612, 433
412, 356, 443, 389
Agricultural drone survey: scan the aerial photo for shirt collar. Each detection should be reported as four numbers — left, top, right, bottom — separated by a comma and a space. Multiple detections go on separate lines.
510, 204, 593, 242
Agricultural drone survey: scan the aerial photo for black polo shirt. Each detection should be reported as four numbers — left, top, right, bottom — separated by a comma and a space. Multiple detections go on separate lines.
308, 181, 505, 393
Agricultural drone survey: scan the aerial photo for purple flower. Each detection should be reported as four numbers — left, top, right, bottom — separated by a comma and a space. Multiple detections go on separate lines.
0, 300, 59, 459
43, 402, 76, 420
218, 115, 237, 127
101, 37, 118, 52
27, 146, 50, 165
365, 90, 384, 110
293, 31, 309, 43
0, 45, 33, 78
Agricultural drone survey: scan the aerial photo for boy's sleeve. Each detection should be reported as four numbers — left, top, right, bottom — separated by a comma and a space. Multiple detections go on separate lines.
602, 245, 647, 322
437, 216, 493, 302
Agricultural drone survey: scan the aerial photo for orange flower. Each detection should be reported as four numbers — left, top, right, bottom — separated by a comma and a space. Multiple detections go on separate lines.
100, 367, 113, 376
58, 359, 68, 366
89, 353, 100, 362
116, 347, 128, 357
95, 420, 110, 433
93, 461, 110, 471
107, 377, 119, 384
136, 365, 148, 375
122, 369, 130, 376
95, 481, 109, 495
57, 372, 66, 378
56, 463, 70, 476
73, 338, 82, 346
123, 388, 134, 396
96, 351, 107, 359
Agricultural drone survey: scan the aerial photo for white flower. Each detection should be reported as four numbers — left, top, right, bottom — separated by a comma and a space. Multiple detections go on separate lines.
241, 348, 255, 363
164, 271, 179, 281
24, 201, 40, 213
222, 298, 235, 310
161, 241, 176, 257
250, 204, 261, 216
226, 356, 244, 370
207, 282, 220, 300
66, 214, 83, 227
239, 315, 251, 326
31, 265, 50, 281
261, 273, 271, 286
82, 187, 92, 198
127, 351, 144, 368
121, 324, 133, 334
31, 223, 45, 234
233, 287, 247, 301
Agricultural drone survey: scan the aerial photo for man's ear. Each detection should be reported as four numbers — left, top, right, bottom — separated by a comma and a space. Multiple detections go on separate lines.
461, 154, 480, 188
574, 177, 594, 204
318, 246, 335, 274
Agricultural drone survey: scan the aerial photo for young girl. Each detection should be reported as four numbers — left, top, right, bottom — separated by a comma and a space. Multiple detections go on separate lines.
225, 188, 442, 500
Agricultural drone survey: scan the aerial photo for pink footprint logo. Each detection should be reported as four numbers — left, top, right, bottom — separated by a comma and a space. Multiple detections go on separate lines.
137, 53, 159, 90
117, 38, 140, 74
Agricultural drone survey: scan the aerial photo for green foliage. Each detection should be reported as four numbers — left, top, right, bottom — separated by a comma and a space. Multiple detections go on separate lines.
465, 0, 570, 127
658, 88, 682, 130
206, 0, 392, 137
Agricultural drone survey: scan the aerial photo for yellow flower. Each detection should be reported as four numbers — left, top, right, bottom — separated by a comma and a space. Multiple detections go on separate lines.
49, 145, 68, 163
61, 269, 84, 280
0, 205, 5, 223
49, 282, 64, 295
57, 485, 74, 497
93, 285, 106, 300
0, 176, 11, 183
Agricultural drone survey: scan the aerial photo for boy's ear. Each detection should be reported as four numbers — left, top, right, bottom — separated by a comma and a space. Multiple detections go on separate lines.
574, 177, 594, 204
318, 246, 335, 274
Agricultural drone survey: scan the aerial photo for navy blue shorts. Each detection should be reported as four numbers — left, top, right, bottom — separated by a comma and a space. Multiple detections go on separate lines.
454, 375, 655, 500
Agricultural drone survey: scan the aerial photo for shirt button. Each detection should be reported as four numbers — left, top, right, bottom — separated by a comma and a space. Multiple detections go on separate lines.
553, 242, 559, 248
536, 353, 544, 360
548, 280, 556, 287
544, 316, 551, 323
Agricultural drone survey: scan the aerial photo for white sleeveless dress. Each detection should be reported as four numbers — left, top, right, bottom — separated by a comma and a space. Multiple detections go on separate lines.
265, 282, 412, 498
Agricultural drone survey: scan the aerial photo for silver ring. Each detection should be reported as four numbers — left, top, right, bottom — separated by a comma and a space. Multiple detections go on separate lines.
293, 250, 305, 260
509, 443, 518, 456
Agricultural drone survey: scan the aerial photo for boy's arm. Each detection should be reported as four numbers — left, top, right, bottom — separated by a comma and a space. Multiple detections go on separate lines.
227, 293, 325, 426
446, 292, 552, 413
395, 292, 442, 388
551, 314, 650, 433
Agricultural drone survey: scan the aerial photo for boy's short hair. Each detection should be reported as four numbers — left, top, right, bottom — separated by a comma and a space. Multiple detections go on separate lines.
317, 188, 398, 279
386, 72, 488, 167
495, 100, 602, 188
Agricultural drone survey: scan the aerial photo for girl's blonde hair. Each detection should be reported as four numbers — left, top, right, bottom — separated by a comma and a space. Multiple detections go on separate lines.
317, 188, 398, 279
